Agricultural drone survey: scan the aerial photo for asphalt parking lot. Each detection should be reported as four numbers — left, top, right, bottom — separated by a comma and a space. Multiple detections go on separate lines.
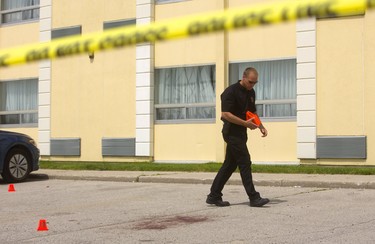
1, 178, 375, 244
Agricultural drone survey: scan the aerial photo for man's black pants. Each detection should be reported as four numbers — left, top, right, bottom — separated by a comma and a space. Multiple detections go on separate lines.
209, 134, 260, 200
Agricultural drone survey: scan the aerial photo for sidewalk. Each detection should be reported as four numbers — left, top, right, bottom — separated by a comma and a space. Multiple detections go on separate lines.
31, 169, 375, 189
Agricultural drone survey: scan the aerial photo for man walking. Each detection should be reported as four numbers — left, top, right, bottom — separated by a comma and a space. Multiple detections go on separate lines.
206, 67, 269, 207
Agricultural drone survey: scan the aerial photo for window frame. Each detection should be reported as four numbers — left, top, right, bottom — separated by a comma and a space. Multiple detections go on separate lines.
154, 64, 216, 124
0, 78, 38, 128
316, 12, 365, 20
103, 19, 136, 30
255, 99, 297, 122
154, 102, 216, 124
0, 1, 40, 26
229, 58, 297, 122
155, 0, 190, 5
51, 25, 82, 40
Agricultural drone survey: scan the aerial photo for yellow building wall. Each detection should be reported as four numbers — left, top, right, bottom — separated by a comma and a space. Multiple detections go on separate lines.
228, 21, 296, 61
228, 0, 296, 61
363, 10, 375, 166
154, 0, 298, 163
50, 0, 136, 161
317, 17, 364, 135
154, 0, 226, 162
0, 24, 39, 80
52, 0, 135, 32
155, 0, 296, 66
154, 124, 216, 162
229, 0, 297, 163
364, 10, 375, 165
248, 122, 297, 162
316, 12, 375, 165
155, 0, 223, 66
0, 23, 39, 142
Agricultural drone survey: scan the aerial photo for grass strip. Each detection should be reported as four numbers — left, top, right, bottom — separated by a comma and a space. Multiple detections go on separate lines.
40, 161, 375, 175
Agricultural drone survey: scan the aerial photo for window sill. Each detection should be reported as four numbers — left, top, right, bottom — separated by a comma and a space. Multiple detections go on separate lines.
0, 123, 38, 128
260, 117, 296, 122
156, 0, 191, 5
155, 119, 215, 124
0, 18, 39, 27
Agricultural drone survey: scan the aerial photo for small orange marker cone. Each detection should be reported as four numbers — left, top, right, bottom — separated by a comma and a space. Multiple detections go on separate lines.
8, 184, 15, 192
37, 219, 48, 231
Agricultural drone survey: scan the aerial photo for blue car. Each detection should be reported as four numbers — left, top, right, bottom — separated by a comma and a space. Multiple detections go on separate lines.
0, 130, 40, 183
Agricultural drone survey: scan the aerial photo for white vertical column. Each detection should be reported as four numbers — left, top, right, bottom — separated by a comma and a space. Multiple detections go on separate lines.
38, 0, 52, 155
296, 18, 317, 159
136, 0, 154, 157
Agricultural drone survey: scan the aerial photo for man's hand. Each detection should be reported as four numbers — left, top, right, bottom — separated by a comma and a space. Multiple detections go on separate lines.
259, 125, 268, 137
221, 112, 261, 131
244, 118, 258, 130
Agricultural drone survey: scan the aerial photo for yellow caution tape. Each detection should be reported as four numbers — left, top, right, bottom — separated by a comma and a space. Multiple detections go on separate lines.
0, 0, 374, 68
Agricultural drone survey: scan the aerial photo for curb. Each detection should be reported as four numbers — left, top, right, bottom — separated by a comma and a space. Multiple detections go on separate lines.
29, 170, 375, 190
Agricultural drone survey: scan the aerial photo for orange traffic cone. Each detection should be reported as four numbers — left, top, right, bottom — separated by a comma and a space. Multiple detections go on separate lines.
8, 184, 15, 192
37, 219, 49, 231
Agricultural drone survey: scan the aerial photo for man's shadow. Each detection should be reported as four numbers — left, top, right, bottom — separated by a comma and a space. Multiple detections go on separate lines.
230, 198, 287, 207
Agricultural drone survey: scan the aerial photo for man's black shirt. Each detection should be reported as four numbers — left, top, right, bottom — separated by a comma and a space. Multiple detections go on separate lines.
221, 81, 256, 139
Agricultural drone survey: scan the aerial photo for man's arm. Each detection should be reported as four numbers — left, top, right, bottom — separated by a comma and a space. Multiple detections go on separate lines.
222, 111, 258, 130
254, 112, 268, 137
258, 123, 268, 137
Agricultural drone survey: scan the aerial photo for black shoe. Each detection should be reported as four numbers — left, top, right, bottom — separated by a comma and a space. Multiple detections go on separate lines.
206, 196, 230, 207
250, 197, 269, 207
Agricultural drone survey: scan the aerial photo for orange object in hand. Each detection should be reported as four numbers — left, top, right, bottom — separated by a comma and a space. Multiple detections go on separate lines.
246, 111, 261, 126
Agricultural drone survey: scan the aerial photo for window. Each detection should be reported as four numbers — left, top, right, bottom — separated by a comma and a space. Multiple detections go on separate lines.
229, 59, 296, 119
317, 10, 364, 20
103, 19, 136, 30
0, 0, 39, 25
155, 65, 216, 123
0, 78, 38, 126
155, 0, 189, 4
52, 26, 81, 40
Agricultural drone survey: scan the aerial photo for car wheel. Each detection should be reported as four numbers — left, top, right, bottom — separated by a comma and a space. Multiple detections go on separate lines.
1, 148, 31, 183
